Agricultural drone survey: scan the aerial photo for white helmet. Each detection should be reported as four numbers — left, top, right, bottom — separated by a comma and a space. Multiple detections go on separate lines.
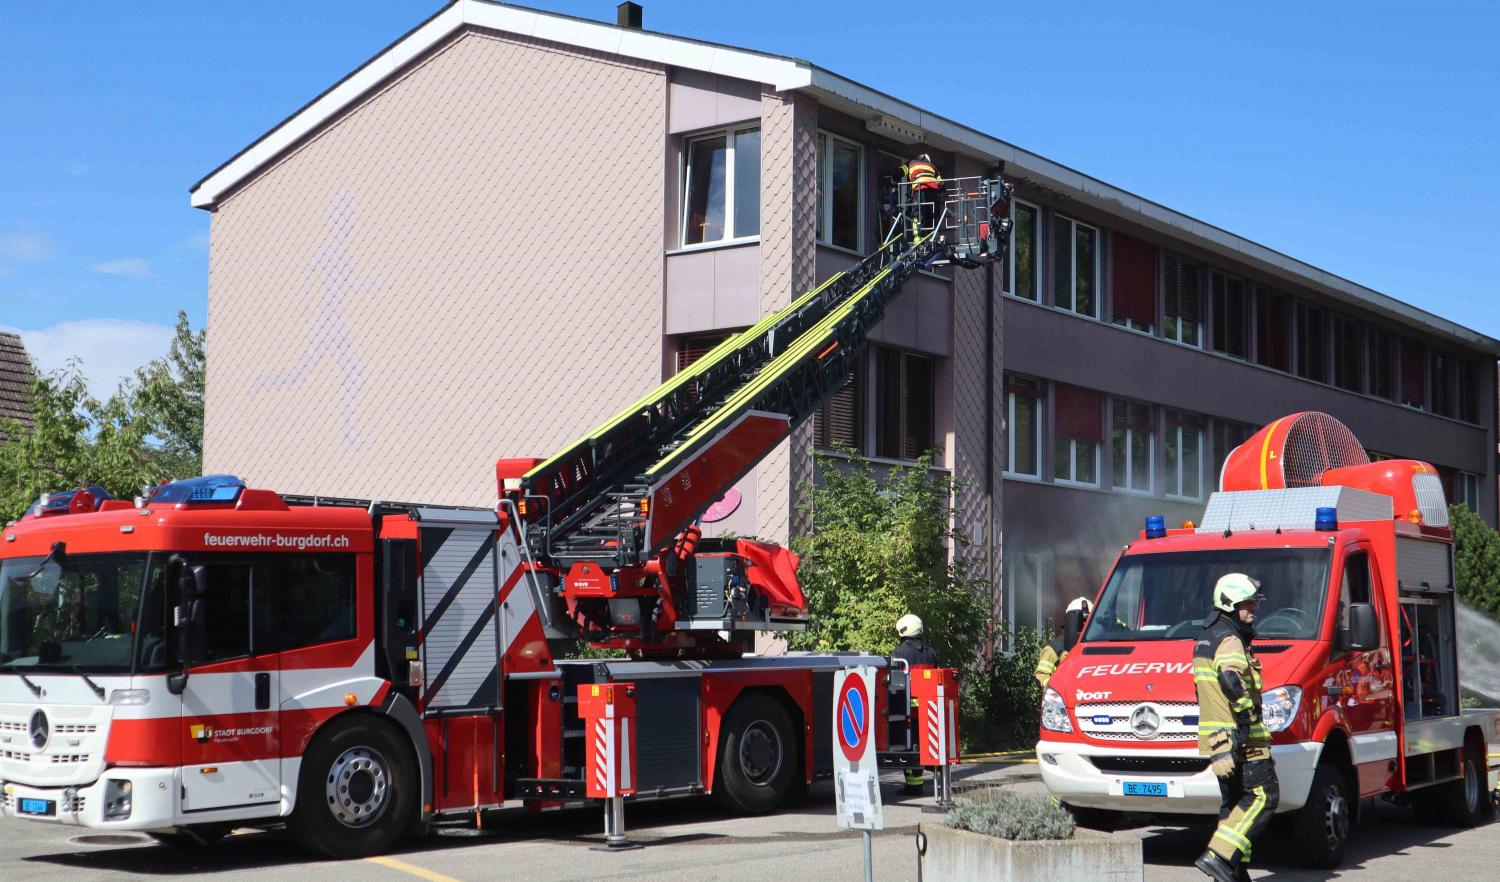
1213, 573, 1264, 613
1066, 596, 1093, 616
896, 613, 924, 638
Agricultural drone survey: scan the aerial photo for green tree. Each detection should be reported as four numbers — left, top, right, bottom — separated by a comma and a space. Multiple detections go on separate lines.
1451, 503, 1500, 620
788, 451, 990, 668
0, 312, 205, 522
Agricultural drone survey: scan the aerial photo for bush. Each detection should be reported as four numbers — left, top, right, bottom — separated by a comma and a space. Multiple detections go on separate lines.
960, 626, 1049, 752
1452, 504, 1500, 621
946, 788, 1075, 841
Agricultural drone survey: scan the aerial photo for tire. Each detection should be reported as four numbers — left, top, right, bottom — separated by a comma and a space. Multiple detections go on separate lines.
1434, 746, 1492, 827
713, 693, 798, 813
1295, 762, 1352, 869
289, 715, 418, 859
148, 823, 232, 850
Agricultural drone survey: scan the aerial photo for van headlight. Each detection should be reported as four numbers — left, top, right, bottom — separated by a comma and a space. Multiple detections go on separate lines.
103, 779, 132, 820
1261, 685, 1302, 733
1041, 687, 1073, 733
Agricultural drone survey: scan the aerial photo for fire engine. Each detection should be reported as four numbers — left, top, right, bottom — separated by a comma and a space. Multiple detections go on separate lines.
0, 178, 1012, 857
1037, 411, 1500, 867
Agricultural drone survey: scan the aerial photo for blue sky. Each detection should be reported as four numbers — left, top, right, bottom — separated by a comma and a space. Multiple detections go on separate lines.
2, 1, 1495, 395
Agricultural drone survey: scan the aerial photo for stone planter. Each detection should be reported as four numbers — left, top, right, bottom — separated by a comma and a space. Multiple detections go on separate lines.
918, 822, 1143, 882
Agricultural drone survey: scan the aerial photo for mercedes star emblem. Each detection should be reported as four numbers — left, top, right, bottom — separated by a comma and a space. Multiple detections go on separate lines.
28, 709, 50, 751
1129, 703, 1161, 740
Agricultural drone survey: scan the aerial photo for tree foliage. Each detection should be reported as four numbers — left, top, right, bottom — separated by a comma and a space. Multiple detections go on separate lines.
1452, 503, 1500, 620
787, 452, 991, 668
0, 311, 204, 521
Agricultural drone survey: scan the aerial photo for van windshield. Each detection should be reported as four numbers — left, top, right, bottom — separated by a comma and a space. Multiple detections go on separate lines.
1084, 548, 1333, 642
0, 553, 164, 673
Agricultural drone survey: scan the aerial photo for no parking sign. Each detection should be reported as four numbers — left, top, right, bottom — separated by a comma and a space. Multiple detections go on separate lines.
833, 666, 883, 831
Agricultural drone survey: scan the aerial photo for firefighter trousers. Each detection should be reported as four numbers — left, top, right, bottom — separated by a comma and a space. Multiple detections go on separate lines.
1209, 752, 1279, 864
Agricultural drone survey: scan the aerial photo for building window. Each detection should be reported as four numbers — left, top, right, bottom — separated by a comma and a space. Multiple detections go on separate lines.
1453, 471, 1480, 511
1210, 270, 1248, 359
1111, 232, 1156, 332
681, 127, 760, 246
1332, 315, 1363, 392
1369, 328, 1396, 400
814, 354, 865, 451
1431, 351, 1452, 417
1400, 337, 1425, 408
675, 333, 732, 403
1456, 360, 1478, 423
1004, 374, 1042, 478
1255, 286, 1291, 371
1163, 254, 1202, 345
1164, 410, 1205, 500
1211, 418, 1254, 490
874, 347, 934, 460
1004, 200, 1040, 301
1052, 215, 1098, 317
816, 132, 863, 251
1053, 383, 1102, 486
1111, 398, 1154, 494
1296, 302, 1327, 383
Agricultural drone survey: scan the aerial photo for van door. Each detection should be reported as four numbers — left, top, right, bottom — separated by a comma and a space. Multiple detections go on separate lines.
179, 560, 281, 813
1334, 548, 1397, 794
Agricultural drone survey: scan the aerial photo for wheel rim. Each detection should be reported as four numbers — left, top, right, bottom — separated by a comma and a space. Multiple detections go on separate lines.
1463, 755, 1481, 812
738, 720, 784, 785
1323, 783, 1348, 848
326, 746, 391, 828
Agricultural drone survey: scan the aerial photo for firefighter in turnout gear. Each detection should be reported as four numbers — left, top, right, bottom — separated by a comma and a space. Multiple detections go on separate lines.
893, 613, 939, 791
1034, 596, 1092, 688
1193, 574, 1279, 882
900, 153, 944, 233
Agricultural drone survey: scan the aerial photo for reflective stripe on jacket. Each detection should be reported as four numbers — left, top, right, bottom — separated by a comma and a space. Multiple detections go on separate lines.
904, 160, 941, 190
1194, 616, 1268, 754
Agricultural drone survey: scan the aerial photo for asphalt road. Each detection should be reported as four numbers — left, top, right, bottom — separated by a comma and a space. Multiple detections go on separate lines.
2, 763, 1496, 881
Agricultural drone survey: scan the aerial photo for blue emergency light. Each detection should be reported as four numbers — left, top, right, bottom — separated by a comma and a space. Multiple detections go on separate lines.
146, 475, 246, 505
1144, 515, 1167, 539
1315, 507, 1338, 532
27, 486, 111, 517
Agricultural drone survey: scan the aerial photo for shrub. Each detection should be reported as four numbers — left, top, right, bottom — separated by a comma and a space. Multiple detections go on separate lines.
946, 788, 1075, 841
1452, 504, 1500, 621
960, 626, 1049, 752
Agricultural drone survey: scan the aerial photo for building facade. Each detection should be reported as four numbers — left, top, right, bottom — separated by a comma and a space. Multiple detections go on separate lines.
194, 1, 1498, 634
0, 332, 34, 444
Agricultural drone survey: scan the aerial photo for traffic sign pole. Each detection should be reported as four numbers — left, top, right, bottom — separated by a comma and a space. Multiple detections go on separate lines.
833, 666, 883, 882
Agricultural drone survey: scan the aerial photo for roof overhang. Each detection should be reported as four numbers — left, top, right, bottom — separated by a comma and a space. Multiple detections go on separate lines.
190, 0, 1500, 355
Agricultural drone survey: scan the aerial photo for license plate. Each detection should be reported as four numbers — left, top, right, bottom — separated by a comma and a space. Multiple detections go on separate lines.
1122, 781, 1168, 797
18, 798, 55, 816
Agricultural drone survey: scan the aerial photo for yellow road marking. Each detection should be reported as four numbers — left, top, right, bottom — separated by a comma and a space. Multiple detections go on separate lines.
365, 856, 466, 882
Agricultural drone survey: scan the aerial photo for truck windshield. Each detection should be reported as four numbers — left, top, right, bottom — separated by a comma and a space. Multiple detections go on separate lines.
1084, 548, 1333, 642
0, 553, 163, 674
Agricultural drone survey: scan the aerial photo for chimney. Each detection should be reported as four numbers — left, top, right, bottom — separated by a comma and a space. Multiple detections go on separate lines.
617, 2, 643, 29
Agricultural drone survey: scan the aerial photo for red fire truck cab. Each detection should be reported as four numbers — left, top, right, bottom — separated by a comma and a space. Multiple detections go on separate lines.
1038, 413, 1500, 868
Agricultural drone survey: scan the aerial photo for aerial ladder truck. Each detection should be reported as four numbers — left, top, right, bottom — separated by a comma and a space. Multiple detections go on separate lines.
0, 173, 1013, 858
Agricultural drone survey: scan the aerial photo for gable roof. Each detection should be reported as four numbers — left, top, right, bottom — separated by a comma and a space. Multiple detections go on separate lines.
190, 0, 1500, 356
0, 332, 34, 443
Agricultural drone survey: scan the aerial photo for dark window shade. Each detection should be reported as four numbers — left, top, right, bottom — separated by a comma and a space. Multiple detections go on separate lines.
1166, 410, 1204, 431
1431, 351, 1452, 416
1457, 360, 1478, 422
814, 355, 863, 450
1004, 376, 1042, 398
1400, 338, 1425, 407
1112, 233, 1156, 326
875, 348, 935, 460
1210, 272, 1247, 358
676, 334, 731, 403
1332, 316, 1363, 392
1112, 399, 1154, 434
1256, 288, 1291, 370
1163, 255, 1202, 323
1055, 384, 1102, 443
1297, 303, 1327, 382
1368, 329, 1396, 399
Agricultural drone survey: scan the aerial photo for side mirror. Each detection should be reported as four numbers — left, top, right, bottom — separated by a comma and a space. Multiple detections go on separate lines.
1344, 603, 1379, 652
165, 562, 209, 695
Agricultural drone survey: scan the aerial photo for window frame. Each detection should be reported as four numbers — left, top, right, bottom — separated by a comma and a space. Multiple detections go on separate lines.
815, 130, 866, 253
1110, 400, 1155, 496
678, 125, 761, 249
1209, 269, 1249, 360
1004, 376, 1043, 480
1163, 411, 1205, 501
1163, 253, 1202, 347
1051, 213, 1100, 318
1053, 437, 1100, 487
1004, 198, 1041, 301
873, 346, 936, 463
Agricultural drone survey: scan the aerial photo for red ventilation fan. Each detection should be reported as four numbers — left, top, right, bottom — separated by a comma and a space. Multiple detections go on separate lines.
1219, 412, 1370, 492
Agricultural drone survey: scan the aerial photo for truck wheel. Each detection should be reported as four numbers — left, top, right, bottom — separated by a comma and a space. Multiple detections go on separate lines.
148, 823, 232, 850
713, 693, 797, 813
1295, 762, 1351, 869
1439, 745, 1492, 827
289, 716, 418, 859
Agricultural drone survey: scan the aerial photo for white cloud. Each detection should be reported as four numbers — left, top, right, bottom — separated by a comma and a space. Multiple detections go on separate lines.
0, 319, 174, 400
90, 257, 154, 279
179, 232, 210, 252
0, 232, 54, 263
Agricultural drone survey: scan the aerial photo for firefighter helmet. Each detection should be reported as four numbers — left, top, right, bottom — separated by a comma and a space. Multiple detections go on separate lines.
1066, 596, 1092, 616
896, 613, 924, 638
1212, 573, 1264, 613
